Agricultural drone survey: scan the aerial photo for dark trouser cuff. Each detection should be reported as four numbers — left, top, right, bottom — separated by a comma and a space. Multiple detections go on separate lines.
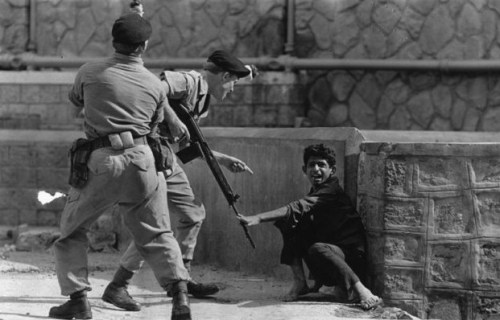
182, 259, 192, 272
112, 265, 135, 287
70, 290, 87, 300
170, 280, 188, 294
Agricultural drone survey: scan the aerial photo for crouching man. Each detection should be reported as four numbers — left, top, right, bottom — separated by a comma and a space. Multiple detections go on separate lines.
238, 144, 382, 310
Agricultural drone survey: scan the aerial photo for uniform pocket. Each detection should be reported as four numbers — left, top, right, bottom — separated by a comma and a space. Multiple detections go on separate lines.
120, 150, 158, 203
130, 158, 151, 172
87, 151, 115, 175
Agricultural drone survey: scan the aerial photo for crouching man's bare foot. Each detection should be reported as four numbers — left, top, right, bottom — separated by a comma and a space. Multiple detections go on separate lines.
353, 282, 383, 310
281, 280, 310, 302
282, 258, 311, 302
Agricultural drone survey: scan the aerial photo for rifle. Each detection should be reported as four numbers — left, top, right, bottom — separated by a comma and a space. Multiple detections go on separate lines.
171, 102, 256, 249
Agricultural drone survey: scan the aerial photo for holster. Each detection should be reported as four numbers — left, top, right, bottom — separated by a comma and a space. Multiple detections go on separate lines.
68, 138, 92, 188
146, 134, 175, 172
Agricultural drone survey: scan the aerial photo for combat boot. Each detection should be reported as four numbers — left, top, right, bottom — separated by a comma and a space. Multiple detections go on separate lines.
187, 280, 220, 297
167, 279, 220, 298
171, 280, 191, 320
102, 266, 141, 311
49, 290, 92, 319
167, 259, 220, 298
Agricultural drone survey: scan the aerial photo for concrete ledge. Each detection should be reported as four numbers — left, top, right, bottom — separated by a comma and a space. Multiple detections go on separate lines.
361, 130, 500, 143
203, 127, 364, 155
362, 142, 500, 157
0, 129, 83, 142
0, 71, 76, 84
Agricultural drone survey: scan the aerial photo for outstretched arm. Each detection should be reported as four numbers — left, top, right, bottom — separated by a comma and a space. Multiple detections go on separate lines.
212, 150, 254, 174
238, 205, 288, 226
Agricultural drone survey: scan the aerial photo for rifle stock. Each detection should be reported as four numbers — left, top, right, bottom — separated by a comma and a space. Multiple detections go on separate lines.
171, 102, 256, 249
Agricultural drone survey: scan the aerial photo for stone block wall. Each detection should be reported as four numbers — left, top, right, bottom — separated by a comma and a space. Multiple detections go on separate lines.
0, 71, 305, 129
357, 142, 500, 320
0, 72, 79, 130
204, 72, 306, 127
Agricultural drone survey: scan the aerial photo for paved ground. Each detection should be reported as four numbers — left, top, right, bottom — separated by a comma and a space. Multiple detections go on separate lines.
0, 250, 419, 320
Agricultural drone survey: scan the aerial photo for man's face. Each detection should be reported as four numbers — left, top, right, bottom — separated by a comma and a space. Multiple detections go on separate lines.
303, 156, 335, 187
211, 72, 239, 101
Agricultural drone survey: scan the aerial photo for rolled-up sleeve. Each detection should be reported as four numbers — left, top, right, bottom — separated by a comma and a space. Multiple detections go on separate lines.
160, 71, 196, 99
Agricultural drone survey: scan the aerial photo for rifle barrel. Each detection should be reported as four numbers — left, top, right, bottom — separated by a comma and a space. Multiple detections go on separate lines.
171, 102, 256, 249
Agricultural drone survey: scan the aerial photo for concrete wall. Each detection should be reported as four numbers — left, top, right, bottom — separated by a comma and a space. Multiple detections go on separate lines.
182, 128, 356, 279
0, 127, 357, 275
0, 130, 81, 226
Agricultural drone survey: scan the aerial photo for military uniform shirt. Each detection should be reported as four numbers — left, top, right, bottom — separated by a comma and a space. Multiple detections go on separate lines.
69, 53, 167, 139
160, 70, 210, 120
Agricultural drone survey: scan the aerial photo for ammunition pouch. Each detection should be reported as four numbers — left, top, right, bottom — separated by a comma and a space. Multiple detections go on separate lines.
176, 143, 204, 164
68, 138, 92, 188
147, 134, 175, 172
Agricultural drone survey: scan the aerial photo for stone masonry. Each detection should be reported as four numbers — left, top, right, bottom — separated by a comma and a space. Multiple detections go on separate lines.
299, 0, 500, 130
357, 142, 500, 320
2, 0, 500, 131
0, 71, 304, 129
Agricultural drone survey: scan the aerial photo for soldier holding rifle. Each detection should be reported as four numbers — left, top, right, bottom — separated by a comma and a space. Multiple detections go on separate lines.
101, 46, 258, 311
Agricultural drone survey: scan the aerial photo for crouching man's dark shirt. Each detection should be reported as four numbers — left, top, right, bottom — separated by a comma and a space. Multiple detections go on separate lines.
275, 176, 366, 265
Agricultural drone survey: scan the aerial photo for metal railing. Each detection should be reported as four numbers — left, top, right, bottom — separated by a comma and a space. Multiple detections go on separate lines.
1, 53, 500, 73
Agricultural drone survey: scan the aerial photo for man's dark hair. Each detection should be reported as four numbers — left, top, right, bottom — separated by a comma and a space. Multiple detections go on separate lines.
303, 144, 336, 167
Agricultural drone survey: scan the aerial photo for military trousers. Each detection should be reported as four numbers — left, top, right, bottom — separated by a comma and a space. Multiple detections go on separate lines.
53, 144, 190, 296
120, 159, 206, 272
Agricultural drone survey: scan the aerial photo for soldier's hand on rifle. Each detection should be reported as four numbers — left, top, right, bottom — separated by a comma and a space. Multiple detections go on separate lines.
167, 118, 190, 143
213, 152, 254, 175
237, 214, 261, 226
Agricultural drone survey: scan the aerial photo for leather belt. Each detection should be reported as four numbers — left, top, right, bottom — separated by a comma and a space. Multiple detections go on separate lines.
90, 135, 147, 151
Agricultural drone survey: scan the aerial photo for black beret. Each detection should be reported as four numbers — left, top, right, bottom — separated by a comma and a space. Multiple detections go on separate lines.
112, 13, 152, 45
207, 50, 250, 78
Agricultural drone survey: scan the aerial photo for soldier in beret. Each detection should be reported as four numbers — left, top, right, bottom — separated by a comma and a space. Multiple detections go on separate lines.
49, 12, 193, 320
101, 49, 258, 311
